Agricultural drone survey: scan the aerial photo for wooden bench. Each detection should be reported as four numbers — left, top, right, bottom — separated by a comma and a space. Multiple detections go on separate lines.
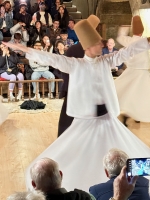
0, 78, 63, 102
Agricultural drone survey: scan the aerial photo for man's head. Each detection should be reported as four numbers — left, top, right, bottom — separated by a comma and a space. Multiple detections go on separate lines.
53, 19, 59, 29
107, 38, 115, 51
68, 19, 75, 30
33, 41, 43, 50
60, 29, 68, 41
14, 33, 22, 44
103, 148, 129, 179
39, 2, 46, 11
7, 190, 46, 200
30, 158, 62, 192
3, 1, 11, 12
19, 3, 27, 14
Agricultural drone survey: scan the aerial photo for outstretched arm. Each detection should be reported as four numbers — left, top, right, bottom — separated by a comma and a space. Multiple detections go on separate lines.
2, 42, 76, 74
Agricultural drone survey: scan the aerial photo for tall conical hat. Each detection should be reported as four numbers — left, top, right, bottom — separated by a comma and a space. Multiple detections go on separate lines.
87, 15, 100, 29
132, 15, 144, 35
74, 19, 102, 50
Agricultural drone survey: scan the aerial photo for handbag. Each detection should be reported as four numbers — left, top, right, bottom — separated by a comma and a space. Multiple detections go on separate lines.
6, 56, 20, 76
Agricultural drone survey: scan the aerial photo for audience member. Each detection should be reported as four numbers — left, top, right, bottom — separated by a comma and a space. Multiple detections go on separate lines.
30, 157, 95, 200
42, 35, 53, 53
28, 20, 44, 46
54, 5, 70, 29
0, 43, 24, 101
0, 4, 13, 37
46, 19, 61, 47
49, 0, 62, 19
9, 32, 27, 57
31, 0, 46, 15
55, 40, 65, 55
102, 38, 125, 76
29, 41, 55, 99
13, 0, 31, 16
3, 1, 13, 17
59, 28, 74, 51
89, 148, 150, 200
0, 0, 14, 7
67, 19, 78, 43
14, 2, 32, 28
32, 2, 52, 28
7, 190, 46, 200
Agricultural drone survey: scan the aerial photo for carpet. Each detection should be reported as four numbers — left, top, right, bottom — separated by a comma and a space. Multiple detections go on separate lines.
2, 98, 63, 114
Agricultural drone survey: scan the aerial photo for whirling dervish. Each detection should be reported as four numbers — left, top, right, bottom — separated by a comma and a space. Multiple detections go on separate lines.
115, 15, 150, 125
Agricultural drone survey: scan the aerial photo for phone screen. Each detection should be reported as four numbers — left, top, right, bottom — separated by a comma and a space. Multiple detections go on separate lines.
127, 158, 150, 176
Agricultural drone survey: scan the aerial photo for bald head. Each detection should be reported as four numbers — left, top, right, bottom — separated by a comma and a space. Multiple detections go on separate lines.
107, 38, 115, 51
30, 158, 62, 192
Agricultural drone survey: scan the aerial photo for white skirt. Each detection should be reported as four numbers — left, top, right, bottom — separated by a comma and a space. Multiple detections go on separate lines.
25, 113, 150, 192
0, 96, 8, 125
115, 68, 150, 122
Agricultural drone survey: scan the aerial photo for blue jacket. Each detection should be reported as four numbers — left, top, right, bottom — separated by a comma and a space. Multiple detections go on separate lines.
67, 28, 79, 43
102, 47, 123, 69
89, 176, 150, 200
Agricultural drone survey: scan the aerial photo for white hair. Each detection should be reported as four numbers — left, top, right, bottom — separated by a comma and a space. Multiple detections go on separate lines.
7, 190, 46, 200
103, 148, 129, 178
30, 158, 62, 191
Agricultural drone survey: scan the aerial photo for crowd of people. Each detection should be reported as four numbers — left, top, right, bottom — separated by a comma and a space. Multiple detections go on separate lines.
0, 0, 78, 100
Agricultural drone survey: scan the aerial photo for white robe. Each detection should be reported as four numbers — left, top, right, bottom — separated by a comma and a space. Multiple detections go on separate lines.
115, 35, 150, 122
25, 38, 150, 192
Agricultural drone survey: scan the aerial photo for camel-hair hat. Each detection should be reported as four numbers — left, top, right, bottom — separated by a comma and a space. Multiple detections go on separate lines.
132, 15, 144, 35
74, 19, 102, 50
87, 15, 100, 29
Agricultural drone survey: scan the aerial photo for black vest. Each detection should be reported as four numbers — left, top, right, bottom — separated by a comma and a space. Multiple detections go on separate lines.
36, 11, 49, 26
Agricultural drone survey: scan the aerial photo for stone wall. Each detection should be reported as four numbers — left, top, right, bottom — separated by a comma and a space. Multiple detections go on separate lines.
96, 1, 132, 44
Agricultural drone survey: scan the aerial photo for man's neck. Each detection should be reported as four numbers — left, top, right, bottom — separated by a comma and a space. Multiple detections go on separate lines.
85, 51, 96, 58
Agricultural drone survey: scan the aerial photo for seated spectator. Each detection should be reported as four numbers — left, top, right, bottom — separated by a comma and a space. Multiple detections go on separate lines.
42, 35, 53, 53
32, 2, 52, 29
58, 28, 74, 51
13, 0, 31, 16
102, 38, 125, 76
7, 190, 46, 200
31, 0, 46, 15
0, 4, 13, 37
67, 19, 78, 43
49, 0, 62, 20
10, 21, 29, 44
0, 43, 24, 101
9, 32, 27, 57
3, 1, 13, 17
30, 157, 95, 200
89, 148, 150, 200
0, 30, 3, 41
54, 5, 70, 29
14, 2, 32, 28
46, 19, 61, 46
28, 20, 44, 47
55, 40, 65, 55
0, 0, 14, 7
29, 41, 55, 99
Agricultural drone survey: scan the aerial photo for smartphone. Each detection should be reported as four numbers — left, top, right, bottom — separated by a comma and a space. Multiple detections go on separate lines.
127, 158, 150, 176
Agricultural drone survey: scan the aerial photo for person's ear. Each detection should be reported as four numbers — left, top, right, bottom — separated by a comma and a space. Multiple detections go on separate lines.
105, 169, 109, 178
59, 170, 63, 179
31, 180, 36, 188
